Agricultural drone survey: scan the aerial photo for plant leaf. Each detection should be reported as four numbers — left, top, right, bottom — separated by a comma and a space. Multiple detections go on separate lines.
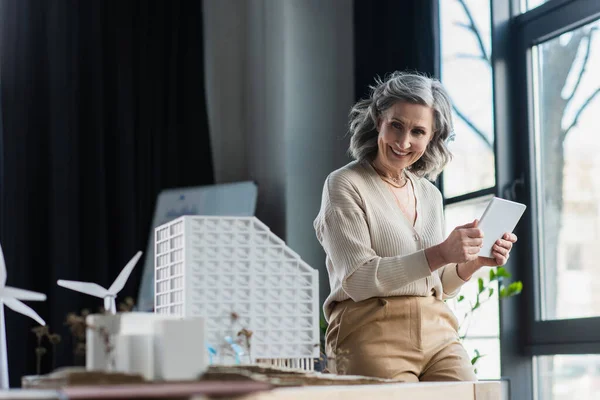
458, 295, 465, 303
488, 287, 494, 298
507, 281, 523, 296
478, 278, 484, 294
499, 286, 508, 298
470, 349, 486, 365
496, 267, 511, 278
489, 269, 497, 282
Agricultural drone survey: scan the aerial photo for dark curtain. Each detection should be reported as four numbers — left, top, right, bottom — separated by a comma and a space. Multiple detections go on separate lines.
354, 0, 438, 101
0, 0, 213, 386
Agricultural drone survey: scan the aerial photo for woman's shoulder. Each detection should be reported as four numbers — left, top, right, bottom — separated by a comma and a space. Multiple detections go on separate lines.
320, 161, 372, 208
325, 161, 370, 188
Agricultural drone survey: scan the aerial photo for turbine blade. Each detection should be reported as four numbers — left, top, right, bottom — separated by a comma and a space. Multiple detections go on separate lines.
57, 280, 109, 298
0, 243, 6, 287
1, 286, 46, 301
3, 298, 46, 326
108, 251, 142, 294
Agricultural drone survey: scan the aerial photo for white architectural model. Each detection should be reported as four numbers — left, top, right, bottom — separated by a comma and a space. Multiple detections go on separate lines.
86, 312, 206, 381
57, 251, 142, 314
0, 243, 47, 389
154, 216, 320, 370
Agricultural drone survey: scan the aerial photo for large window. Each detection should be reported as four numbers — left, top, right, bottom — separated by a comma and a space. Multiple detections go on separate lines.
440, 0, 495, 199
529, 14, 600, 400
439, 0, 500, 380
441, 1, 600, 397
531, 18, 600, 322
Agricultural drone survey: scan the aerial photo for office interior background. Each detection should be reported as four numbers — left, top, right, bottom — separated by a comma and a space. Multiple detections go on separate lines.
1, 0, 599, 398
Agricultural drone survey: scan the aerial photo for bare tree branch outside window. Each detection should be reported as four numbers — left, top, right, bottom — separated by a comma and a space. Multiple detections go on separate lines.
452, 0, 492, 147
446, 1, 600, 384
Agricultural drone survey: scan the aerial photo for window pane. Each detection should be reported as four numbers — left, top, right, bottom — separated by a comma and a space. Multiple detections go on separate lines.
463, 338, 501, 380
521, 0, 549, 13
532, 18, 600, 320
444, 195, 493, 235
446, 267, 499, 337
444, 196, 500, 379
535, 355, 600, 400
440, 0, 495, 198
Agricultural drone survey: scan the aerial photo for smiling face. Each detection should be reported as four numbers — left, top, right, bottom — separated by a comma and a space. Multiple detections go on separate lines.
374, 101, 435, 175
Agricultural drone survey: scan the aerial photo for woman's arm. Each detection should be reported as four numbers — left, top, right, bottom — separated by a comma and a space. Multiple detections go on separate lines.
432, 194, 484, 298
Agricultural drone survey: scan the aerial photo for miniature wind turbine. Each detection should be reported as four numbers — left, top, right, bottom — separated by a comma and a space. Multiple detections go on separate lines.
0, 243, 47, 390
57, 251, 142, 314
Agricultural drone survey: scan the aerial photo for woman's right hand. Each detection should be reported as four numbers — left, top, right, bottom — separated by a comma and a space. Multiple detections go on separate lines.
425, 220, 484, 271
440, 220, 484, 264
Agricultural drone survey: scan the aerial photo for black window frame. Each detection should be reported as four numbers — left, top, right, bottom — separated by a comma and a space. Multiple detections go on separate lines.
501, 0, 600, 398
438, 0, 600, 398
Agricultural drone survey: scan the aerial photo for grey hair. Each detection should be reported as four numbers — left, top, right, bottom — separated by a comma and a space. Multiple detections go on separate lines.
348, 71, 454, 180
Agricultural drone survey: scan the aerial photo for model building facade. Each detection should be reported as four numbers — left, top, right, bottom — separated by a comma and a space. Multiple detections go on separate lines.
154, 216, 319, 369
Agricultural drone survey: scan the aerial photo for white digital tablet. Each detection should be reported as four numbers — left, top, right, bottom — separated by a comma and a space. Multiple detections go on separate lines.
477, 197, 527, 258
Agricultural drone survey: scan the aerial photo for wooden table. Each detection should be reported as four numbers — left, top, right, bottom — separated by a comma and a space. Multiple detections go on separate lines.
236, 381, 500, 400
0, 380, 502, 399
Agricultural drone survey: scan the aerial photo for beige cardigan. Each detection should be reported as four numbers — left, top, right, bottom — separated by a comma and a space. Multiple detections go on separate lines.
314, 161, 467, 322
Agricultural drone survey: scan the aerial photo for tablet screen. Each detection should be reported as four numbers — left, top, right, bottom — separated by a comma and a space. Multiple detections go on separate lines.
478, 197, 527, 258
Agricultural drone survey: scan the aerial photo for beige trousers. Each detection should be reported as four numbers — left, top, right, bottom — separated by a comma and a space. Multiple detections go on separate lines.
325, 295, 477, 382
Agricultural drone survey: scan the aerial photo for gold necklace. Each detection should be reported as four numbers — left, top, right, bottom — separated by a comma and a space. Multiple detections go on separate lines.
371, 163, 407, 188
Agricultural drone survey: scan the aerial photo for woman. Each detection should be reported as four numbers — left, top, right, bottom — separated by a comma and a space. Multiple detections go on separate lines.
313, 71, 517, 382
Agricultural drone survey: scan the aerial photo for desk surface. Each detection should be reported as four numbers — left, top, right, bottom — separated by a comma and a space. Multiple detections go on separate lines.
238, 381, 500, 400
1, 381, 501, 400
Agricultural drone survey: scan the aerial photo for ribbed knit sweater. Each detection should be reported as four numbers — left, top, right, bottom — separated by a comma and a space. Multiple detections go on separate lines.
314, 161, 467, 322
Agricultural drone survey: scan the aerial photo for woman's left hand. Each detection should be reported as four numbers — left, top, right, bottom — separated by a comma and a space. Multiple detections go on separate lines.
456, 232, 519, 281
478, 233, 518, 267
